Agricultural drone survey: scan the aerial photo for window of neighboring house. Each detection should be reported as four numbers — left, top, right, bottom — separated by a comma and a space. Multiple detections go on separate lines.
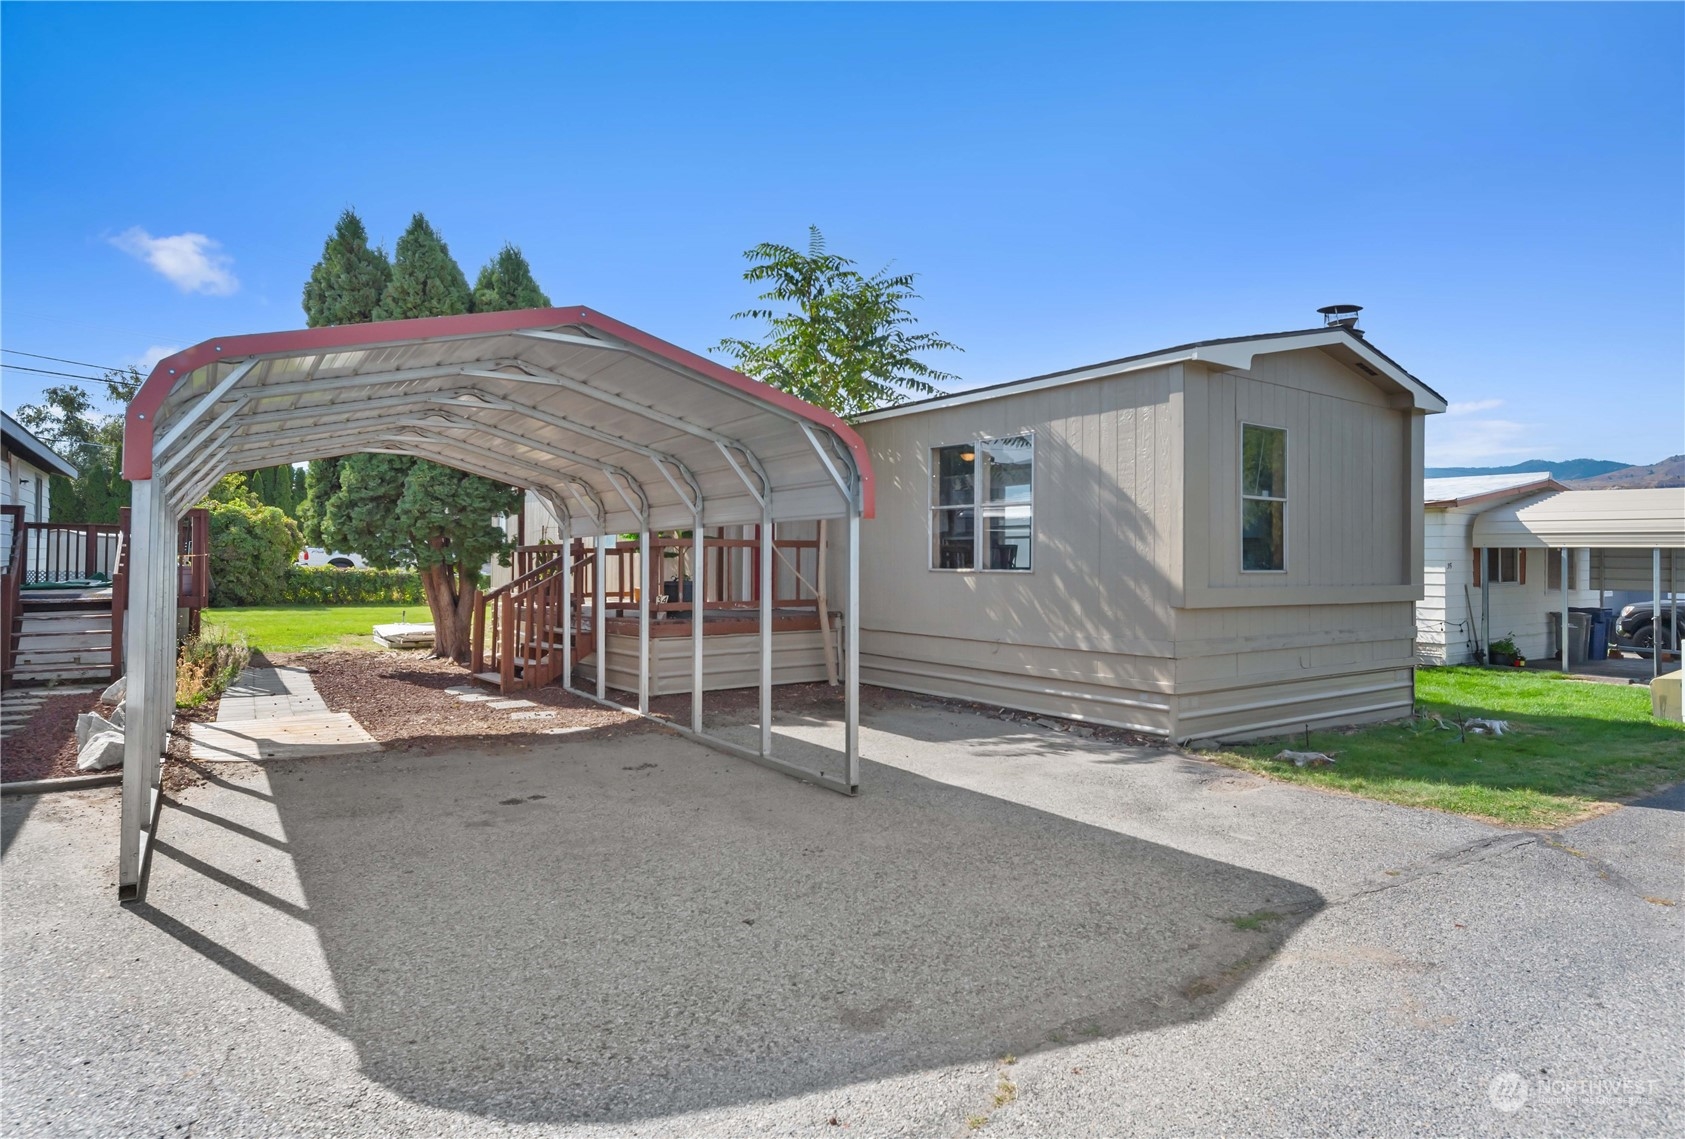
1548, 548, 1566, 591
1480, 547, 1523, 585
1241, 424, 1287, 572
931, 434, 1034, 571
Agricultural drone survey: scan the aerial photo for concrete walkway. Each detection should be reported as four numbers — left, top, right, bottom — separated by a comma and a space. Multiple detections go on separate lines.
189, 664, 377, 762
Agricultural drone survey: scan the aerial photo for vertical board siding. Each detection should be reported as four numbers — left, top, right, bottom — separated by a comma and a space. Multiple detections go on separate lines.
1201, 353, 1408, 591
853, 345, 1425, 742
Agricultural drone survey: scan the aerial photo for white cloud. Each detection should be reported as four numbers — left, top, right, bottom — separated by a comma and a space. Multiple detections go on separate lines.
1445, 398, 1505, 416
1426, 416, 1536, 467
110, 227, 238, 295
132, 344, 180, 371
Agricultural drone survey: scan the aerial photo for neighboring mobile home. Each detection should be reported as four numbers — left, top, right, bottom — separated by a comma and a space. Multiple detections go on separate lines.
849, 310, 1446, 741
1417, 473, 1597, 665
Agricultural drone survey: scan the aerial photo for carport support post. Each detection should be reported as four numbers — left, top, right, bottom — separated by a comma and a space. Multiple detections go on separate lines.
845, 507, 860, 787
118, 477, 157, 898
594, 538, 606, 702
1561, 547, 1570, 674
692, 509, 705, 735
758, 513, 772, 756
1479, 548, 1490, 664
1654, 547, 1663, 680
559, 521, 572, 684
637, 527, 651, 714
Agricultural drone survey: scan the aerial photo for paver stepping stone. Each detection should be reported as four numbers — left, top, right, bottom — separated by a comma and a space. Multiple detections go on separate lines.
489, 699, 537, 709
454, 692, 494, 702
510, 710, 557, 720
444, 686, 482, 695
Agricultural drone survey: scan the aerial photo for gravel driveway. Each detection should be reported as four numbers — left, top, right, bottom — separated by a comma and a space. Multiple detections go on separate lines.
2, 697, 1680, 1136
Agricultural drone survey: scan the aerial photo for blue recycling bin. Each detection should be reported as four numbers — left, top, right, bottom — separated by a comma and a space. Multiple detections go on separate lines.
1572, 607, 1612, 661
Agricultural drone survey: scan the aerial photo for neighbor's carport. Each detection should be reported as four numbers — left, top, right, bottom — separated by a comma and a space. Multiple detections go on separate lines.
1471, 488, 1685, 676
117, 307, 874, 901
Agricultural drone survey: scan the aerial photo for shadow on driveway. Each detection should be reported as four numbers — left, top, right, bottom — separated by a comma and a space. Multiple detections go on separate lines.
129, 733, 1322, 1125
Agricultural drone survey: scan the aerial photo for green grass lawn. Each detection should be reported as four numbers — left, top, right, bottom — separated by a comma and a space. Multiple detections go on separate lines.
1210, 667, 1685, 828
202, 605, 426, 654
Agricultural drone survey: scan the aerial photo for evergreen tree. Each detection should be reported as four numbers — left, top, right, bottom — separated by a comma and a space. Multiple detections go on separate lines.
472, 244, 551, 312
299, 212, 524, 659
372, 213, 471, 322
302, 208, 391, 327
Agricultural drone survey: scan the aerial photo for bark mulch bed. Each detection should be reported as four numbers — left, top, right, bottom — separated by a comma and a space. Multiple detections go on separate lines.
281, 650, 647, 752
2, 688, 106, 783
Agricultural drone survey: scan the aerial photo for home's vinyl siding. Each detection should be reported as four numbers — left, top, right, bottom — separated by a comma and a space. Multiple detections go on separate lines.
853, 364, 1185, 730
853, 345, 1430, 741
1184, 355, 1418, 602
578, 629, 830, 696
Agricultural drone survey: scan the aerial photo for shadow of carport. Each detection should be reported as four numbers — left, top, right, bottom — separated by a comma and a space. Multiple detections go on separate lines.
128, 727, 1322, 1125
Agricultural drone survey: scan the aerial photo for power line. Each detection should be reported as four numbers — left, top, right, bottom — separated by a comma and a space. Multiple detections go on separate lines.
1, 363, 113, 382
1, 348, 128, 373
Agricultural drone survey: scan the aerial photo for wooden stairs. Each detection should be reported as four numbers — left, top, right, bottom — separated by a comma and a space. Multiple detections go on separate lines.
8, 592, 117, 684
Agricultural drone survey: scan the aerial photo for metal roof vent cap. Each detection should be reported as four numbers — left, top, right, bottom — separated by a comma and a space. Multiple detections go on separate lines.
1317, 304, 1363, 334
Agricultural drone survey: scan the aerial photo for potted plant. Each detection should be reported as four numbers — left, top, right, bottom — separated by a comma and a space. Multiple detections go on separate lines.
1488, 633, 1525, 667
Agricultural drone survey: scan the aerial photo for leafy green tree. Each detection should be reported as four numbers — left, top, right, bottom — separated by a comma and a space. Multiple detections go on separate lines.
197, 473, 301, 605
311, 454, 520, 660
372, 213, 471, 322
472, 244, 551, 312
13, 367, 142, 523
715, 226, 960, 418
302, 208, 391, 327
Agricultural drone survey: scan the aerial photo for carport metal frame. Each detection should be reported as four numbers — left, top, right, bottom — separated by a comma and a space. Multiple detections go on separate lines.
116, 307, 873, 903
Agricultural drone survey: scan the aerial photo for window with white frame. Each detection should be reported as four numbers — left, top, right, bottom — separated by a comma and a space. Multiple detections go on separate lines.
1241, 424, 1287, 572
931, 434, 1033, 571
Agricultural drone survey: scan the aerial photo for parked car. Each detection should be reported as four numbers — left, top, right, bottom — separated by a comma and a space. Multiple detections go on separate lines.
1614, 602, 1679, 652
299, 547, 366, 570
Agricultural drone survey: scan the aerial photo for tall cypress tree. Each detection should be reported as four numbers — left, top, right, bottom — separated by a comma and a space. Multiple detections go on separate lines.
302, 209, 391, 327
372, 213, 471, 322
472, 244, 551, 312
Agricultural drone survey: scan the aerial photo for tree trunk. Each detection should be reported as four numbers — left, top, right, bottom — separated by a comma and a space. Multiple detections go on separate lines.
420, 561, 478, 663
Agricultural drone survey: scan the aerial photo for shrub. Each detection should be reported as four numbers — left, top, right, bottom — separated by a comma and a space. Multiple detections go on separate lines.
278, 566, 424, 605
206, 499, 304, 607
176, 623, 250, 708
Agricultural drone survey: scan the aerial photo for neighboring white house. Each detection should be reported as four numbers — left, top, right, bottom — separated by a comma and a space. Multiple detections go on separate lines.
1, 410, 77, 524
1417, 473, 1601, 664
2, 410, 79, 568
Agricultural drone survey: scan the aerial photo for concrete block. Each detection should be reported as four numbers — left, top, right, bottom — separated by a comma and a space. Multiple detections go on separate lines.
1653, 671, 1683, 723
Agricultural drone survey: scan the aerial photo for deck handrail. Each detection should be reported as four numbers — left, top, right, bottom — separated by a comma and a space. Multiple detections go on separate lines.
0, 506, 24, 687
472, 548, 572, 681
110, 508, 131, 680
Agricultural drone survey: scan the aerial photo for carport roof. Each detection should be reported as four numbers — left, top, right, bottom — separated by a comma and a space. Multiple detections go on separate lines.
1470, 488, 1685, 549
122, 306, 873, 533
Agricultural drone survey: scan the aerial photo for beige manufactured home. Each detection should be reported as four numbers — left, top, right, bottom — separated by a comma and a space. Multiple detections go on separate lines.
850, 315, 1447, 741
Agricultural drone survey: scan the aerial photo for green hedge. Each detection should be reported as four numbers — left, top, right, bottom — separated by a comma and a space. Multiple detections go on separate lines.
278, 566, 424, 605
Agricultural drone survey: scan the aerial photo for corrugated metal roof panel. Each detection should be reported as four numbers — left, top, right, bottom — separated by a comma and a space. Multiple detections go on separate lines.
1471, 489, 1685, 549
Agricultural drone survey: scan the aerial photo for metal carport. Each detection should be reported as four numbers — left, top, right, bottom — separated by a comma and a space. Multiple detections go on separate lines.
1471, 487, 1685, 677
117, 306, 874, 901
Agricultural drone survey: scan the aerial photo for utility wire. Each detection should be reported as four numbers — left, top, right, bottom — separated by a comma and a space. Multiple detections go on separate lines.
1, 348, 128, 373
1, 362, 114, 382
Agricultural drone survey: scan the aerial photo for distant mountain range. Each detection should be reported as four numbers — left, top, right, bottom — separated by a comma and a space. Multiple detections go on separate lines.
1423, 456, 1684, 488
1424, 458, 1631, 480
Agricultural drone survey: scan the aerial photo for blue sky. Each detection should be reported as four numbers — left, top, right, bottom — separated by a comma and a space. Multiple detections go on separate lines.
3, 2, 1680, 467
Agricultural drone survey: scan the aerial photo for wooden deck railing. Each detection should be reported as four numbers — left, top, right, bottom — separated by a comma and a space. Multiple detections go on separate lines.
1, 506, 24, 688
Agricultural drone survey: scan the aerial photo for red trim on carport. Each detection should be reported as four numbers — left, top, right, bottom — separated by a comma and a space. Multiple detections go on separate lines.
122, 306, 876, 518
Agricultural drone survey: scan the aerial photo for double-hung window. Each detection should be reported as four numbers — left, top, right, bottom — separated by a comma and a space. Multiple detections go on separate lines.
931, 434, 1033, 571
1241, 424, 1288, 572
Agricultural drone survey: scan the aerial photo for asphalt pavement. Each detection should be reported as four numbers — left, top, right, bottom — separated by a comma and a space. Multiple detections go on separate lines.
2, 700, 1679, 1137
